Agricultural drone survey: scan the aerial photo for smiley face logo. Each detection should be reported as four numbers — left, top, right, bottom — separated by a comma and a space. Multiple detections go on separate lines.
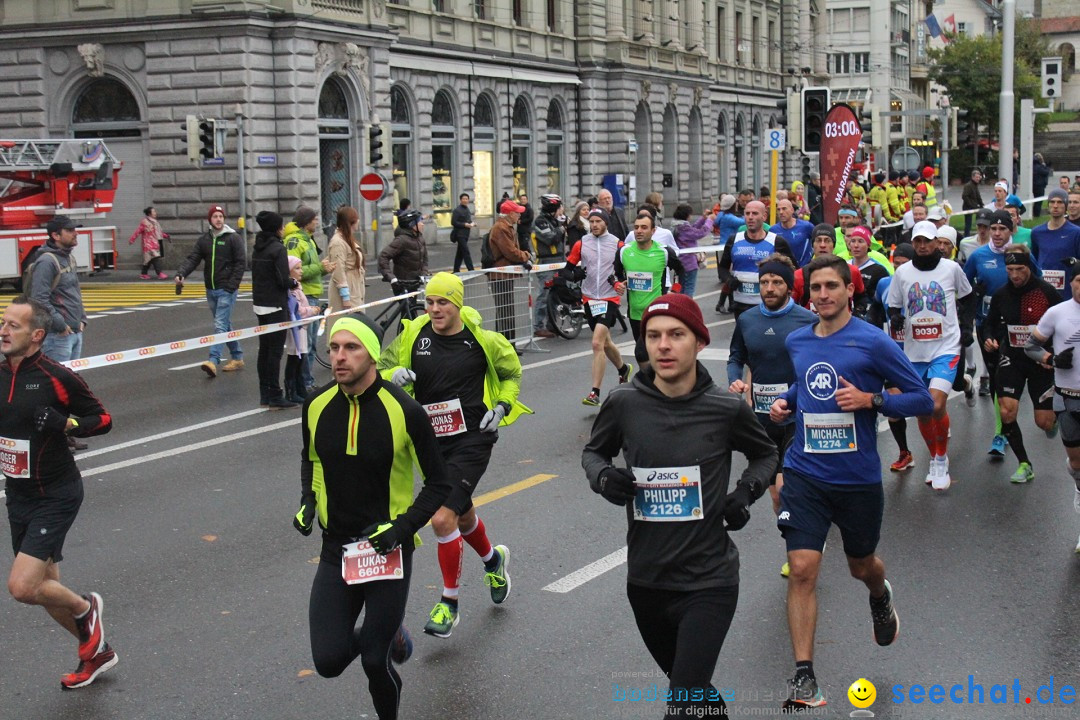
848, 678, 876, 709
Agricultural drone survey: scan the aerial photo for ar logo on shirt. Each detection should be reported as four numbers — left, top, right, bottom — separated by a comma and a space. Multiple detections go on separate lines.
806, 362, 838, 401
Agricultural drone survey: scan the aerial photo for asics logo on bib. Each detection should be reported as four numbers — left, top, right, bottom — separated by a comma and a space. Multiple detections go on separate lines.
646, 470, 682, 482
778, 511, 791, 521
806, 362, 838, 400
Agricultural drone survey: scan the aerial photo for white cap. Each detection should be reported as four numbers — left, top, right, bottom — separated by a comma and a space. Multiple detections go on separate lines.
994, 180, 1009, 192
911, 220, 938, 240
935, 225, 958, 245
927, 206, 947, 221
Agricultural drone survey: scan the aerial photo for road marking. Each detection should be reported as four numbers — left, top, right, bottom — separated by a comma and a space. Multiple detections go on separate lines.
473, 473, 557, 507
543, 546, 627, 593
169, 361, 211, 371
97, 310, 134, 315
77, 408, 269, 459
81, 418, 300, 479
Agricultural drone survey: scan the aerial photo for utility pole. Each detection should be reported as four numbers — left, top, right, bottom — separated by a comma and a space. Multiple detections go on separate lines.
998, 0, 1015, 186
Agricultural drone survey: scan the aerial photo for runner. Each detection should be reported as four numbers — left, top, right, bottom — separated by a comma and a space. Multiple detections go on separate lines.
615, 211, 685, 370
1, 296, 115, 689
727, 253, 817, 577
295, 316, 451, 720
846, 226, 890, 303
769, 254, 933, 711
959, 208, 994, 397
1027, 261, 1080, 552
565, 208, 632, 406
791, 224, 869, 316
871, 244, 918, 471
583, 293, 777, 717
1031, 188, 1080, 300
378, 273, 530, 637
886, 220, 975, 490
984, 245, 1060, 483
717, 200, 795, 317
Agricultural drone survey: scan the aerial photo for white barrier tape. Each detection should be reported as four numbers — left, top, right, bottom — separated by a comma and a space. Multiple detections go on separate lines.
62, 290, 422, 372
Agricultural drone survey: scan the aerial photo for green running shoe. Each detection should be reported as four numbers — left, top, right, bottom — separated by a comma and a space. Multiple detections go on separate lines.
484, 545, 511, 604
423, 602, 459, 638
1010, 462, 1035, 484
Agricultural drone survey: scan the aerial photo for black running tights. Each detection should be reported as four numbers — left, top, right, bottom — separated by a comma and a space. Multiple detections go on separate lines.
309, 553, 412, 720
626, 582, 738, 717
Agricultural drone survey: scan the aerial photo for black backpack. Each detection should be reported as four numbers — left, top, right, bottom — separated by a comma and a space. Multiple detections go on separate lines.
480, 231, 495, 269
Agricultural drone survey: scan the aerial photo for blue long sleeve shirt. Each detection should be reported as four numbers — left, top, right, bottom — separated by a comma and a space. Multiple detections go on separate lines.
781, 318, 934, 485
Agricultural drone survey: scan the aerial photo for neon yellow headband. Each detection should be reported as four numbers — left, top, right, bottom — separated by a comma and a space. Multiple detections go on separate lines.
329, 316, 380, 362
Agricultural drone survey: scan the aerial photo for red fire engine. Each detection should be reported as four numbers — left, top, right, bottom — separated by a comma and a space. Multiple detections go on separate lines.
0, 139, 121, 288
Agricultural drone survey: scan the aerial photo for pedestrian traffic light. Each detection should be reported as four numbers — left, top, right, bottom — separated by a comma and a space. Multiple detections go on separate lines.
198, 118, 218, 160
183, 114, 199, 163
1042, 57, 1062, 99
861, 105, 881, 149
777, 92, 801, 151
368, 123, 385, 168
801, 87, 830, 153
801, 155, 811, 178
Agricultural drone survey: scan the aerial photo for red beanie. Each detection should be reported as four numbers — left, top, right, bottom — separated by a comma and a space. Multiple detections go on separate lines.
641, 294, 710, 345
207, 205, 225, 221
922, 166, 935, 180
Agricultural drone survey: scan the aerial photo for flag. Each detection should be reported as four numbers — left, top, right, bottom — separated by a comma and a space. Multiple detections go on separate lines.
925, 14, 942, 39
942, 14, 957, 42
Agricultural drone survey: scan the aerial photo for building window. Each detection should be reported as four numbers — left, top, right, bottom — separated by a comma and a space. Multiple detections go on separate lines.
474, 0, 486, 21
716, 7, 726, 62
511, 96, 532, 200
547, 0, 556, 31
318, 78, 353, 237
72, 77, 142, 137
472, 94, 497, 216
735, 12, 743, 64
545, 100, 564, 199
513, 0, 522, 25
433, 0, 445, 11
768, 20, 776, 70
890, 100, 903, 135
832, 53, 850, 75
853, 52, 870, 73
431, 90, 456, 229
390, 86, 413, 211
751, 16, 760, 66
957, 21, 968, 36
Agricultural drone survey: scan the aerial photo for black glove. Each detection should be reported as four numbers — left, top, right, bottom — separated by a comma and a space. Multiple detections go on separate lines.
972, 281, 987, 298
34, 406, 68, 433
362, 521, 406, 555
293, 494, 316, 536
889, 311, 905, 333
522, 261, 533, 271
288, 277, 300, 290
1051, 347, 1075, 369
722, 484, 753, 531
960, 327, 974, 348
597, 467, 637, 506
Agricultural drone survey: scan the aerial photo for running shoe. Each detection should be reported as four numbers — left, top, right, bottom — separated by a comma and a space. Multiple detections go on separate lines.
581, 391, 600, 407
987, 434, 1007, 459
964, 374, 976, 407
782, 672, 826, 710
870, 579, 899, 646
619, 363, 634, 384
1074, 486, 1080, 515
931, 458, 951, 491
75, 592, 105, 662
61, 643, 117, 690
924, 459, 935, 486
390, 625, 413, 664
780, 561, 790, 578
1046, 422, 1059, 440
423, 602, 459, 638
978, 376, 991, 396
890, 450, 914, 472
1009, 462, 1035, 484
484, 545, 511, 604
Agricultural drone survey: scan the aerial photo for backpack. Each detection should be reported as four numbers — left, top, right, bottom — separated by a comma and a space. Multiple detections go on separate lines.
480, 231, 495, 269
22, 248, 69, 293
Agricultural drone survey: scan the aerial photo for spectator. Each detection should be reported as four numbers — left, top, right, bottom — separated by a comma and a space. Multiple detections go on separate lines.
175, 205, 246, 379
378, 209, 429, 285
962, 169, 985, 237
597, 189, 629, 242
285, 206, 334, 394
284, 257, 321, 403
450, 193, 475, 272
567, 200, 590, 247
250, 210, 296, 410
487, 199, 531, 344
669, 203, 711, 297
516, 192, 535, 254
327, 206, 366, 312
1032, 153, 1050, 217
806, 171, 824, 224
129, 206, 169, 279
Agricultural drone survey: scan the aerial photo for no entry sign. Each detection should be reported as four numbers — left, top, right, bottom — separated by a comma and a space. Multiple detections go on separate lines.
359, 173, 387, 202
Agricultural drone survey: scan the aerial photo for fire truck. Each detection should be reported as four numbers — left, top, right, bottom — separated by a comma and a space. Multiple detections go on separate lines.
0, 138, 121, 289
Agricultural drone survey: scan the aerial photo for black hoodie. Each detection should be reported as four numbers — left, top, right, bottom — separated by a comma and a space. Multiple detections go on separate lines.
582, 364, 777, 590
250, 230, 290, 309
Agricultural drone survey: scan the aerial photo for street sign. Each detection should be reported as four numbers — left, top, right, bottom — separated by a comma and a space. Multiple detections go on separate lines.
359, 173, 387, 202
628, 140, 638, 153
890, 146, 921, 173
766, 129, 786, 152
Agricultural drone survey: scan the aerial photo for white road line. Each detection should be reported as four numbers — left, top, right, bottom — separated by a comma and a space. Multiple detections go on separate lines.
169, 361, 211, 371
543, 546, 627, 593
77, 408, 269, 459
97, 310, 134, 315
128, 306, 160, 311
82, 418, 300, 479
86, 315, 103, 320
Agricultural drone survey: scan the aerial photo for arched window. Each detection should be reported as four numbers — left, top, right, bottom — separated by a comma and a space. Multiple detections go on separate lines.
717, 113, 729, 193
431, 90, 457, 228
71, 77, 141, 137
511, 96, 532, 201
472, 94, 498, 216
751, 115, 763, 190
318, 78, 354, 237
390, 86, 414, 209
546, 100, 565, 198
734, 114, 746, 190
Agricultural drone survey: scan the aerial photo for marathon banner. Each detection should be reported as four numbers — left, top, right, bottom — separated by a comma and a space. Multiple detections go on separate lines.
820, 103, 863, 227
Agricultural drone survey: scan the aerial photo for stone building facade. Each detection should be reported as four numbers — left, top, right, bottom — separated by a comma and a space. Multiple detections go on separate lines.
0, 0, 811, 264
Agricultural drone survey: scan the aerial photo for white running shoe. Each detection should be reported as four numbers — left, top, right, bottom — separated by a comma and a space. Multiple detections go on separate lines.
924, 459, 935, 486
931, 457, 951, 491
1074, 487, 1080, 515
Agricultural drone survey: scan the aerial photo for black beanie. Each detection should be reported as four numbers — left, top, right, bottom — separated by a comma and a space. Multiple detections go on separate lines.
256, 210, 284, 234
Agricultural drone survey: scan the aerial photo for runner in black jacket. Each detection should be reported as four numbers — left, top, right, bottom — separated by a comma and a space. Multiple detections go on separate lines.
1, 296, 115, 689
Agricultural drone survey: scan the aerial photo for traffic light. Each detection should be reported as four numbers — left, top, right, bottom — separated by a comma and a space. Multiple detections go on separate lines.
801, 155, 811, 179
801, 87, 830, 153
183, 114, 199, 163
368, 123, 385, 168
949, 107, 965, 150
776, 92, 801, 151
198, 118, 218, 160
861, 105, 881, 149
1042, 57, 1062, 99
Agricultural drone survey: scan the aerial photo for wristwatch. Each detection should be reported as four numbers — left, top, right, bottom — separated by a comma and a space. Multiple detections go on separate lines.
871, 393, 885, 411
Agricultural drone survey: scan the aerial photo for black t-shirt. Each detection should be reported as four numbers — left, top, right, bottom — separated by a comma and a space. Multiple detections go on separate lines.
857, 259, 890, 299
411, 324, 488, 432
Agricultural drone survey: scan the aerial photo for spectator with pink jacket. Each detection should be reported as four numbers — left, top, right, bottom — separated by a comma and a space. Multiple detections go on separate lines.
285, 256, 321, 402
129, 206, 169, 279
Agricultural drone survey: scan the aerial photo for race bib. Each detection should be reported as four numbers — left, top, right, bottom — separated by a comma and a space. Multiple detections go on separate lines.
889, 324, 906, 343
981, 295, 992, 314
1007, 324, 1035, 348
342, 540, 404, 585
1044, 270, 1065, 290
0, 436, 29, 478
910, 317, 942, 341
588, 300, 609, 318
752, 383, 788, 414
626, 271, 653, 293
422, 398, 466, 437
803, 412, 857, 453
631, 466, 703, 522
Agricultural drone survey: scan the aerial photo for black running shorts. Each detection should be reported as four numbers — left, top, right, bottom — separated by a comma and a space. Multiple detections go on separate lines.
437, 431, 497, 515
583, 298, 620, 330
777, 468, 883, 558
7, 478, 84, 563
994, 355, 1054, 409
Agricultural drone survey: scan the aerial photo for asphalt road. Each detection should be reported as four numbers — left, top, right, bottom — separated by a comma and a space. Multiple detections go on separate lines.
1, 270, 1079, 720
